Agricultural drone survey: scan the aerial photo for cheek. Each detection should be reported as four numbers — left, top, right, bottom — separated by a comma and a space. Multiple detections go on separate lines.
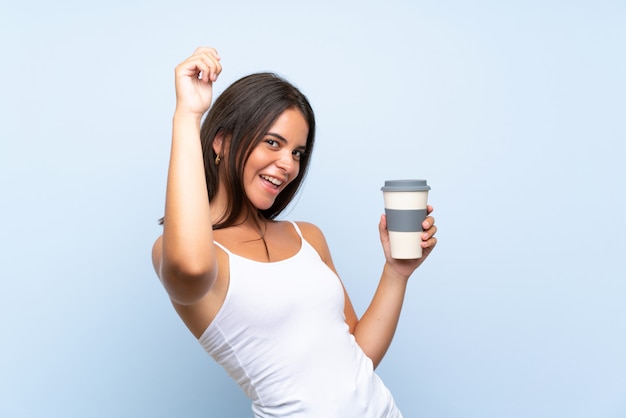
290, 161, 302, 179
295, 158, 305, 175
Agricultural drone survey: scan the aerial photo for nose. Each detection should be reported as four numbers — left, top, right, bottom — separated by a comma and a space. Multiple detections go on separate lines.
276, 150, 297, 176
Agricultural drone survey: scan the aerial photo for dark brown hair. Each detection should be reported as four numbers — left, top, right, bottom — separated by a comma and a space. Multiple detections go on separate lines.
200, 72, 315, 229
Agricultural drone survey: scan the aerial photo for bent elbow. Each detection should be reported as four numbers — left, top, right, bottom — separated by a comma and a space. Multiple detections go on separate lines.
160, 260, 218, 305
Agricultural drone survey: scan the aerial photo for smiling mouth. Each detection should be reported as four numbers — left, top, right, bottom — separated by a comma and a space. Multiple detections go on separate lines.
261, 175, 284, 189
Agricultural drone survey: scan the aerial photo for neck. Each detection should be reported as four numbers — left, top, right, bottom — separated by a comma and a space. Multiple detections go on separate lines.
211, 185, 271, 261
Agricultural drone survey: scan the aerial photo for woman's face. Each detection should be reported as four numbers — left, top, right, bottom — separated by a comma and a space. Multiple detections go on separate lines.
243, 108, 309, 211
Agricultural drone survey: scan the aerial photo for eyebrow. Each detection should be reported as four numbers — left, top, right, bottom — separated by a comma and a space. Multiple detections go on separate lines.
266, 132, 307, 151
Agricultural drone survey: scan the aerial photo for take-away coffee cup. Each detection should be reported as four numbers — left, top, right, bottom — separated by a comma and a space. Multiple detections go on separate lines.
381, 179, 431, 259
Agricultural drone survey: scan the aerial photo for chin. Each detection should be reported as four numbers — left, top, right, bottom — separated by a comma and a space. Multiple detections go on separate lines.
251, 199, 275, 212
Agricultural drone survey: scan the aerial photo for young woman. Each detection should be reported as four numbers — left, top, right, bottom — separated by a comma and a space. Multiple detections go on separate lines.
152, 47, 438, 417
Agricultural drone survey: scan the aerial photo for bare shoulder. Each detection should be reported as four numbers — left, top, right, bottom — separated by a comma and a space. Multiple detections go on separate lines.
294, 221, 325, 243
294, 221, 333, 264
151, 235, 163, 277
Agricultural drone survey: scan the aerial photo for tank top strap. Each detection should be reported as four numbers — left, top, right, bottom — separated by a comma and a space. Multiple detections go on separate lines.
213, 240, 232, 255
214, 221, 302, 255
287, 220, 304, 239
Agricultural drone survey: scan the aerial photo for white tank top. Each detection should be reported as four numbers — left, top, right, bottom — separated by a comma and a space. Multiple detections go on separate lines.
199, 221, 402, 417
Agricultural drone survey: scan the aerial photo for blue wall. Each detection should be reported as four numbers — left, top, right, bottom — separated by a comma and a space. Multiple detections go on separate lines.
1, 1, 625, 417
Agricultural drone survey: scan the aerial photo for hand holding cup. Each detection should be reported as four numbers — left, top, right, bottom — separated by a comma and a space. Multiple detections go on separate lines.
381, 180, 432, 259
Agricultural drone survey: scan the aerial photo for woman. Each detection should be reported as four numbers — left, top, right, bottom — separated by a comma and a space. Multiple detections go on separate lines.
152, 47, 438, 417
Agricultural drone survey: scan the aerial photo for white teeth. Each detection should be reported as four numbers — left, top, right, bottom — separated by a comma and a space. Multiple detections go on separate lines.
261, 175, 283, 186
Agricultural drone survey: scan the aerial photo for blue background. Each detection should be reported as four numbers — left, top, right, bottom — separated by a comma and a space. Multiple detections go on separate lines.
1, 1, 625, 417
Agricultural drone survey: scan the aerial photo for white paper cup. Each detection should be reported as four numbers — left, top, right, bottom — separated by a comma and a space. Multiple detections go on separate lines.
381, 180, 430, 259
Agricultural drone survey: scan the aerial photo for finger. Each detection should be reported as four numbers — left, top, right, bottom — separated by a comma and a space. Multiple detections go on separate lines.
197, 54, 222, 82
193, 46, 221, 60
181, 55, 221, 84
422, 225, 437, 240
191, 47, 222, 82
426, 205, 434, 214
378, 214, 387, 234
422, 215, 435, 230
421, 235, 438, 249
178, 50, 220, 80
176, 55, 208, 79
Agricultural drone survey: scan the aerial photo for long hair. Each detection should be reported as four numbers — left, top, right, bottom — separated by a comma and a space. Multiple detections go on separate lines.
200, 72, 316, 229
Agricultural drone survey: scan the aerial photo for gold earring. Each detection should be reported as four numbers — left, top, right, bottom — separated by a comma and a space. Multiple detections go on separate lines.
215, 154, 221, 166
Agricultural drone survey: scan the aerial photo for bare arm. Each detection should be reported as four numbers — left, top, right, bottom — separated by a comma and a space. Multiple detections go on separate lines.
300, 207, 437, 369
352, 207, 437, 368
152, 47, 223, 305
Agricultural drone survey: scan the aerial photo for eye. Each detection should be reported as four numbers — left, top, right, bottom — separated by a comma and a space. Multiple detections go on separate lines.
265, 139, 279, 147
292, 149, 304, 160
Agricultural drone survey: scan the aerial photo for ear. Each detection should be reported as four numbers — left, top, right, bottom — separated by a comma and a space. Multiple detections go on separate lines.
212, 133, 224, 156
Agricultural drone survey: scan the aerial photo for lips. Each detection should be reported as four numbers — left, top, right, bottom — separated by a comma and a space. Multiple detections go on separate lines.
260, 174, 284, 189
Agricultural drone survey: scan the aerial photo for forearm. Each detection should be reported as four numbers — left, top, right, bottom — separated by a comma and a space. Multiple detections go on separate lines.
353, 263, 409, 368
161, 111, 216, 281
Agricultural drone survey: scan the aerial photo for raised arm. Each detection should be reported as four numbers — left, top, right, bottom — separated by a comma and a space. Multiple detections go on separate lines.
152, 47, 223, 305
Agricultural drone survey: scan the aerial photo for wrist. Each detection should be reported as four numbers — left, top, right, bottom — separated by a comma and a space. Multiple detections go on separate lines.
173, 108, 204, 125
383, 262, 411, 283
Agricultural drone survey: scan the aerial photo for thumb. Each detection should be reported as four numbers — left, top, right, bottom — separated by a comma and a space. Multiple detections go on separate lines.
379, 214, 390, 241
